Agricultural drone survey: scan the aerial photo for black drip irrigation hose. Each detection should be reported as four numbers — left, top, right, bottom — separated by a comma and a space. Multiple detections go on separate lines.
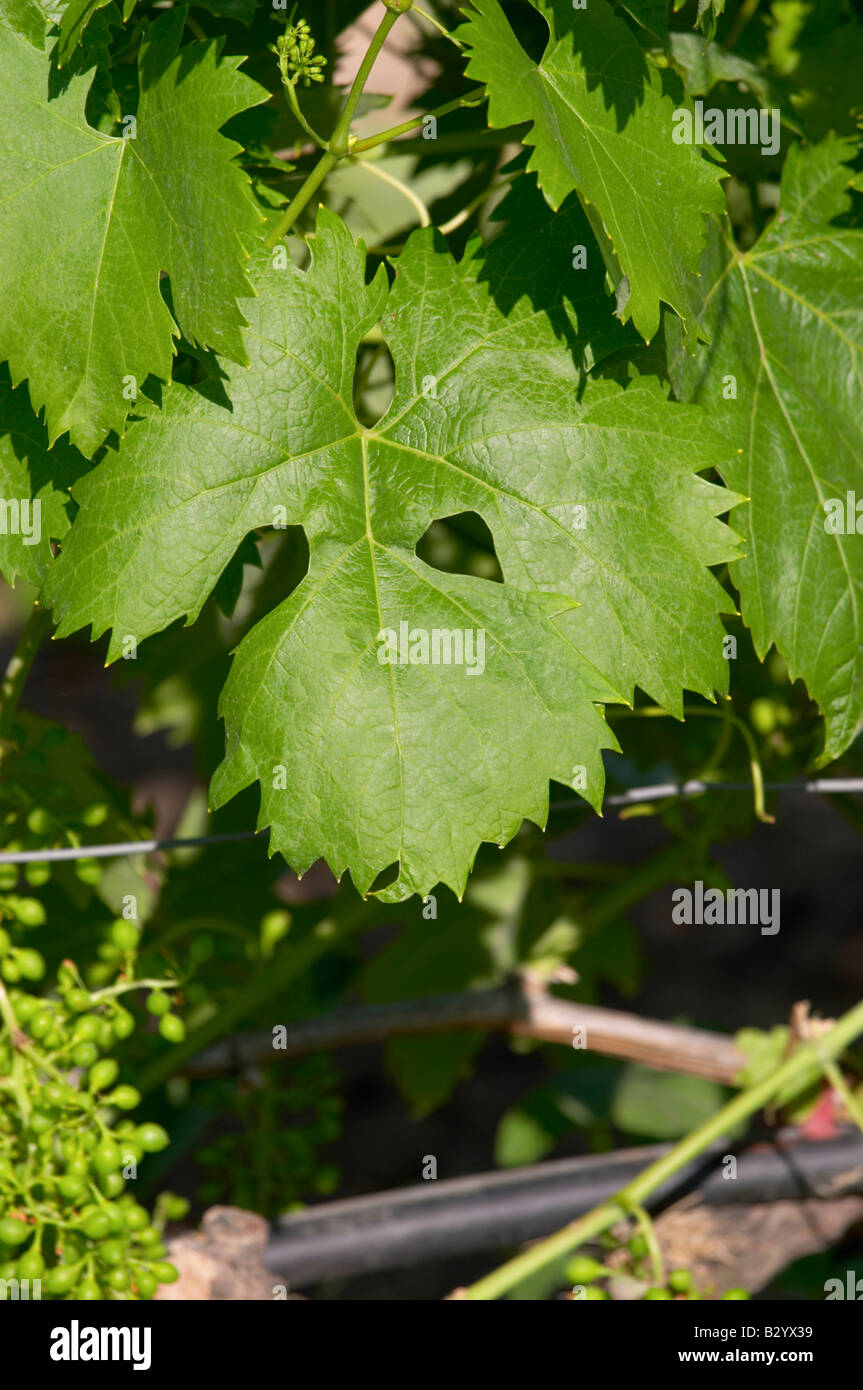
265, 1132, 863, 1286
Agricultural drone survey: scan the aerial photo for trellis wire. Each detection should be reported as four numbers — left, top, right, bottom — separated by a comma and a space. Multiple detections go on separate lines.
0, 777, 860, 863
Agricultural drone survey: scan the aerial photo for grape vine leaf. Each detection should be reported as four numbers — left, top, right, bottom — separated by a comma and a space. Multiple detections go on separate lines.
0, 8, 267, 455
674, 0, 725, 41
46, 209, 740, 901
0, 366, 85, 587
5, 0, 50, 45
669, 31, 797, 128
669, 136, 863, 763
618, 1, 669, 47
458, 0, 726, 344
56, 0, 114, 65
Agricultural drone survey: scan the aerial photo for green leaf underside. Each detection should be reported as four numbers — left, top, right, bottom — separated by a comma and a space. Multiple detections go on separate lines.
0, 366, 85, 588
46, 208, 740, 901
459, 0, 726, 344
0, 9, 266, 455
670, 137, 863, 763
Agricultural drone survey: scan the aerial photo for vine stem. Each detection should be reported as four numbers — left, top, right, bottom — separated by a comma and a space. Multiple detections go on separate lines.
411, 3, 466, 48
285, 80, 328, 150
453, 995, 863, 1299
350, 86, 488, 153
265, 2, 409, 248
263, 150, 339, 248
821, 1055, 863, 1136
0, 602, 52, 746
611, 704, 773, 823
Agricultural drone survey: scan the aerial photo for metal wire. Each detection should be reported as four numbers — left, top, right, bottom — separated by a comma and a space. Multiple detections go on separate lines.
0, 778, 860, 862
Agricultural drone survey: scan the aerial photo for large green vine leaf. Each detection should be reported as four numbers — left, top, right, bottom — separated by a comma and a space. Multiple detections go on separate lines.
669, 136, 863, 764
46, 208, 739, 901
459, 0, 726, 344
0, 8, 266, 455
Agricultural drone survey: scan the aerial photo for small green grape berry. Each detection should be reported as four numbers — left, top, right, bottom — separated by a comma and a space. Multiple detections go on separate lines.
644, 1287, 673, 1300
136, 1226, 161, 1247
151, 1261, 178, 1284
13, 989, 41, 1018
72, 1042, 99, 1068
80, 1209, 111, 1240
582, 1285, 609, 1300
16, 948, 45, 980
105, 1266, 132, 1292
16, 1247, 44, 1279
0, 1217, 32, 1245
564, 1256, 611, 1285
75, 1277, 102, 1299
66, 988, 91, 1013
135, 1123, 169, 1154
97, 1019, 115, 1050
24, 862, 51, 887
73, 1014, 102, 1041
162, 1194, 190, 1222
75, 859, 102, 886
146, 991, 171, 1017
89, 1058, 119, 1092
0, 926, 11, 957
749, 697, 778, 735
26, 806, 52, 836
112, 1007, 135, 1040
12, 897, 47, 927
45, 1263, 80, 1294
1, 955, 21, 982
0, 866, 19, 892
93, 1139, 122, 1175
158, 1013, 185, 1043
107, 1085, 141, 1111
30, 1010, 54, 1039
56, 1175, 86, 1201
110, 920, 140, 952
99, 1171, 127, 1199
98, 1238, 127, 1266
104, 1203, 127, 1233
668, 1268, 694, 1294
124, 1205, 149, 1232
81, 802, 109, 827
722, 1288, 750, 1300
134, 1269, 158, 1300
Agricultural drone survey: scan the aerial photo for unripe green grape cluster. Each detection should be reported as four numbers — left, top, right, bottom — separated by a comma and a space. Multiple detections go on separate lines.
565, 1238, 751, 1302
0, 951, 188, 1300
270, 17, 327, 87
